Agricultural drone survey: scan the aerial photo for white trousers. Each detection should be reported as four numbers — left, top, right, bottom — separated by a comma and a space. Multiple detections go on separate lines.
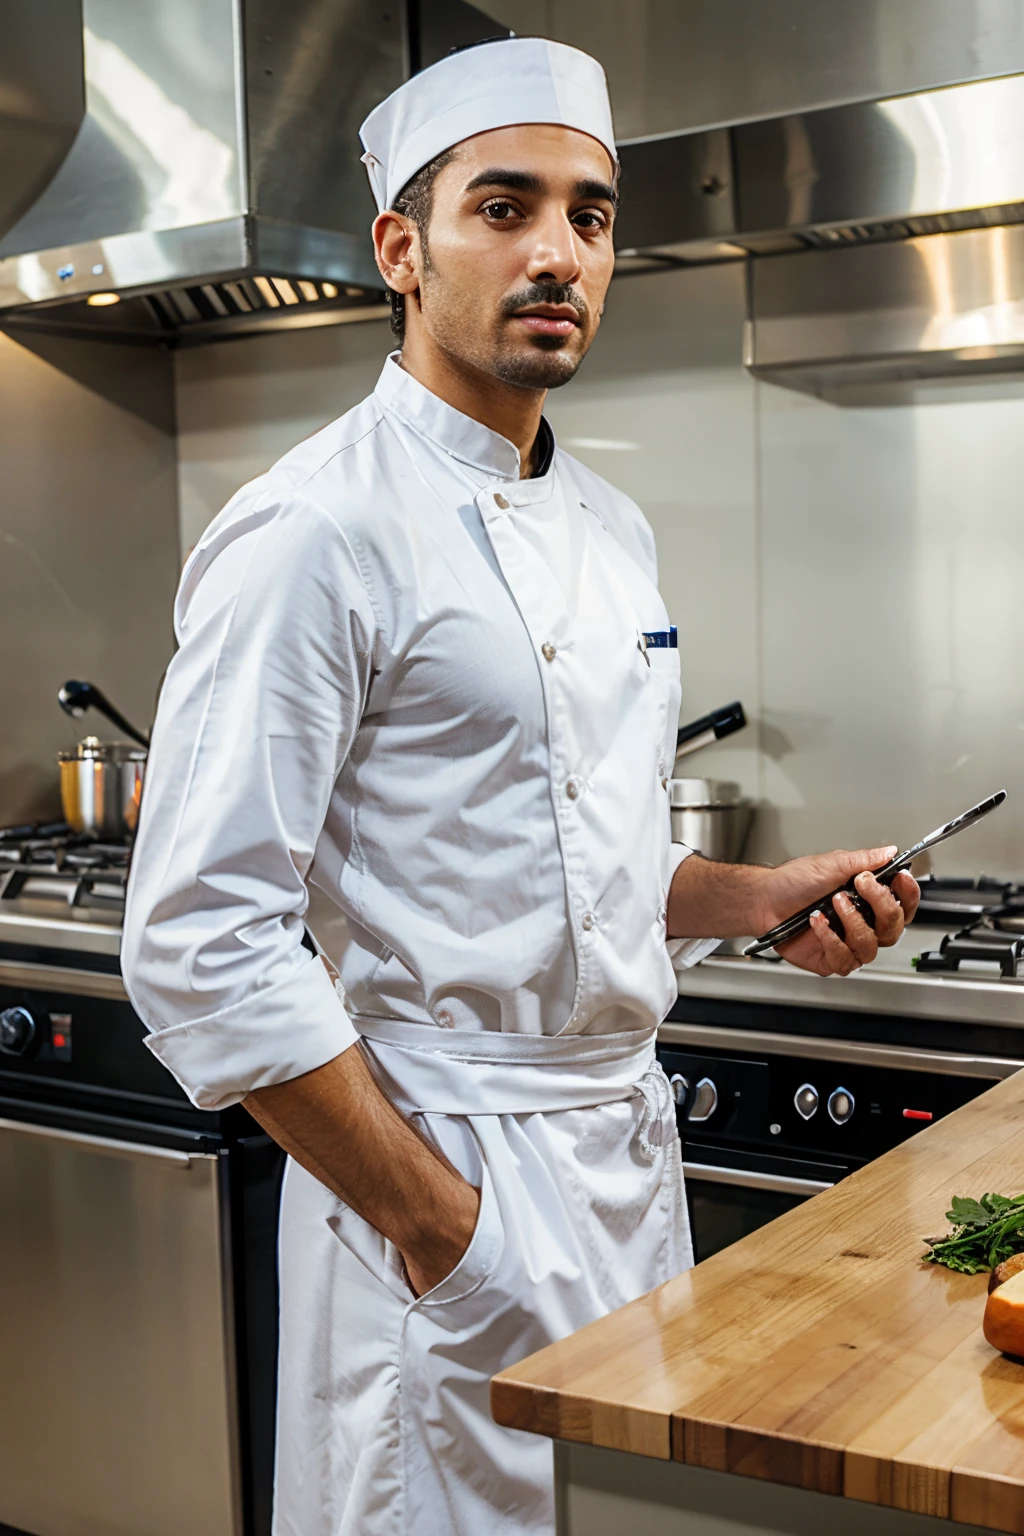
272, 1025, 693, 1536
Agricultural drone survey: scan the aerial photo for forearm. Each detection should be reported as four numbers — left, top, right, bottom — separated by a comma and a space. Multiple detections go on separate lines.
667, 840, 920, 979
243, 1041, 478, 1287
667, 852, 772, 940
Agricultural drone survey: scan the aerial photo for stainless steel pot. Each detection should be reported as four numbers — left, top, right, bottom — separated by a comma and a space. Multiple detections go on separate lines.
58, 737, 146, 839
669, 777, 755, 863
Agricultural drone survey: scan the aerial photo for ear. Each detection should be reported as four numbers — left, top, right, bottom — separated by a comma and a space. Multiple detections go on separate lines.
373, 210, 421, 296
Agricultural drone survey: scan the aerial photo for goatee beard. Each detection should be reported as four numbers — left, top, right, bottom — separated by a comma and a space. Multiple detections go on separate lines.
494, 280, 589, 389
492, 347, 585, 390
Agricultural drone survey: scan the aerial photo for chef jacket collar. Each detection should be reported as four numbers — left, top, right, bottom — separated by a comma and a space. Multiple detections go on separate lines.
375, 354, 555, 485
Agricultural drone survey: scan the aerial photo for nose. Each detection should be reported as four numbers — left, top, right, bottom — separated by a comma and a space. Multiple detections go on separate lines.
525, 207, 582, 287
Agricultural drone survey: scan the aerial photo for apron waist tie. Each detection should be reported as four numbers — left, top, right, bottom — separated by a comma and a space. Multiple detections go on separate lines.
350, 1014, 663, 1129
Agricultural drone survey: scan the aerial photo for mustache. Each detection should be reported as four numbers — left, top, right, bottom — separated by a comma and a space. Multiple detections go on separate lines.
500, 282, 588, 323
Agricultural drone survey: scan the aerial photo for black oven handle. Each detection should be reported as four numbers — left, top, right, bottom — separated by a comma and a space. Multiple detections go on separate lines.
682, 1161, 833, 1197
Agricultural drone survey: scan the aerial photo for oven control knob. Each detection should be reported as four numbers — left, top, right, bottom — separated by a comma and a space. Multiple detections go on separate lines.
828, 1087, 855, 1125
795, 1084, 819, 1121
669, 1073, 690, 1107
0, 1005, 44, 1058
688, 1076, 719, 1123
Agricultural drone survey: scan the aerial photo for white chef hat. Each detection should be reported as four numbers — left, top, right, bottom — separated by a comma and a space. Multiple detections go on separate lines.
359, 37, 617, 214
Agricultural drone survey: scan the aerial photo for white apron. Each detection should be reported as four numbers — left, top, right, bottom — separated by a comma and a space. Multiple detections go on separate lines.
273, 1021, 691, 1536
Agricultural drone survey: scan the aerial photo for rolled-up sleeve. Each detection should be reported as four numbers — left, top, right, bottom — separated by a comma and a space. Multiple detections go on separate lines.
121, 493, 377, 1109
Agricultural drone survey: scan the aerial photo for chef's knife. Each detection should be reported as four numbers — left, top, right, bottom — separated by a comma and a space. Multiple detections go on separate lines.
743, 789, 1007, 957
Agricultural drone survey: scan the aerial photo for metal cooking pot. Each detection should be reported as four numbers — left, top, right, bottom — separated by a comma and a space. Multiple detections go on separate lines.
58, 737, 147, 839
669, 777, 755, 863
56, 680, 151, 841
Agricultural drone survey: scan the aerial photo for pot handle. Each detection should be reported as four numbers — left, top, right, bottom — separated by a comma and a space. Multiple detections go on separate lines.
676, 700, 746, 756
58, 680, 150, 748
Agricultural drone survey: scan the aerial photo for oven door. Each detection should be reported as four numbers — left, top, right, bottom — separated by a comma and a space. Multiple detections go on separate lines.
0, 1110, 242, 1536
682, 1151, 844, 1263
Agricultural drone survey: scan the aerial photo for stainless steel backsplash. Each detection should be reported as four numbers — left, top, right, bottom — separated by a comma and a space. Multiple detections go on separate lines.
0, 330, 179, 823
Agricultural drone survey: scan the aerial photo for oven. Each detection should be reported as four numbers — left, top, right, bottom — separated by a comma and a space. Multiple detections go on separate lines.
0, 962, 283, 1536
681, 1151, 841, 1262
658, 1022, 1017, 1264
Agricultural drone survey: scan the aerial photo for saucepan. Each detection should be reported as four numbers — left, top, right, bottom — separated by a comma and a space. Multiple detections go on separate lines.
56, 680, 150, 840
669, 778, 755, 863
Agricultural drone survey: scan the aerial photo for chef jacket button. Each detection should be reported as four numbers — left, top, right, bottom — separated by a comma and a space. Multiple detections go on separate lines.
494, 492, 510, 510
565, 778, 580, 800
435, 1007, 454, 1028
658, 904, 668, 923
582, 912, 595, 931
542, 642, 556, 662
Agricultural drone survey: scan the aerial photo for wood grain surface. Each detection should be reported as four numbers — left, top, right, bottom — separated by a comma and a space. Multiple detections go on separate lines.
491, 1070, 1024, 1532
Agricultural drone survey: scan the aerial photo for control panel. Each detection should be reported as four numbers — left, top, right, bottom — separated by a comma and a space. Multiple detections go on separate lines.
0, 1004, 71, 1062
669, 1072, 720, 1123
658, 1045, 993, 1163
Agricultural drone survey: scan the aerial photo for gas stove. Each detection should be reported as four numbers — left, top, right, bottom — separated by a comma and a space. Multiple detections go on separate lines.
914, 873, 1024, 926
661, 874, 1024, 1263
911, 874, 1024, 979
671, 874, 1024, 1034
0, 822, 127, 966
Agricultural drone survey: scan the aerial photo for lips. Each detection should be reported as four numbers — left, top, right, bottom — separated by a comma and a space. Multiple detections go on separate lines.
511, 305, 580, 338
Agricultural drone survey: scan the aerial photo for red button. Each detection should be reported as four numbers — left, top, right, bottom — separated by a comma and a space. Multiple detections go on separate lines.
903, 1108, 933, 1121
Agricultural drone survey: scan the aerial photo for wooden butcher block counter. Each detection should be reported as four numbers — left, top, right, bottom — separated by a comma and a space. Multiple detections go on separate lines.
493, 1070, 1024, 1535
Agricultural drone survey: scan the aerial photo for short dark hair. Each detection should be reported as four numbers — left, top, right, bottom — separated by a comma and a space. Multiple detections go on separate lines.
387, 148, 456, 344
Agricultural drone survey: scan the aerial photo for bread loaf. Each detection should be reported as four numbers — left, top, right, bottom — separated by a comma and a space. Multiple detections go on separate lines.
983, 1266, 1024, 1356
989, 1253, 1024, 1293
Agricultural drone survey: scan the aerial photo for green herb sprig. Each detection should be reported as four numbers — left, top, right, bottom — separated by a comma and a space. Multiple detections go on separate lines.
923, 1192, 1024, 1274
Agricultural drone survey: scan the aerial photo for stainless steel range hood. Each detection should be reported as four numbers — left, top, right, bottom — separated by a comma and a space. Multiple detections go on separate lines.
0, 0, 410, 345
0, 0, 508, 346
612, 64, 1024, 398
736, 72, 1024, 397
0, 1, 86, 244
12, 0, 1024, 379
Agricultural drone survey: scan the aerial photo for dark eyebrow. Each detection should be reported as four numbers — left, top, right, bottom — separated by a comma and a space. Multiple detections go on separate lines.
573, 177, 618, 209
463, 168, 543, 196
463, 167, 619, 210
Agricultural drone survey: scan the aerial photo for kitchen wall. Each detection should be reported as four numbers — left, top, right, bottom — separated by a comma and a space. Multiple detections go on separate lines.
175, 260, 1024, 877
0, 331, 179, 824
757, 374, 1024, 876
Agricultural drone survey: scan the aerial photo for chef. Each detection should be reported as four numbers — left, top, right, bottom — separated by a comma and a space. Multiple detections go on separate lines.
122, 35, 920, 1536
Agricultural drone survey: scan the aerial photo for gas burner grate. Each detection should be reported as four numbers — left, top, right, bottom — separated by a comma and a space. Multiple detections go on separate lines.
916, 921, 1024, 980
913, 874, 1022, 926
0, 822, 131, 908
63, 845, 131, 871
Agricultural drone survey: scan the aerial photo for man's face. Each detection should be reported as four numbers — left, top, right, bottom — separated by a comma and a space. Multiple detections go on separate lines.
398, 124, 617, 391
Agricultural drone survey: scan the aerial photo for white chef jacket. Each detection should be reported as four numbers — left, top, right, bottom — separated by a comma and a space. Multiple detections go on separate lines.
121, 355, 715, 1109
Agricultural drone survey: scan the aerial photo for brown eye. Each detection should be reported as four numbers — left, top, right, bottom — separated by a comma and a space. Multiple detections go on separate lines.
573, 210, 608, 231
483, 201, 516, 220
